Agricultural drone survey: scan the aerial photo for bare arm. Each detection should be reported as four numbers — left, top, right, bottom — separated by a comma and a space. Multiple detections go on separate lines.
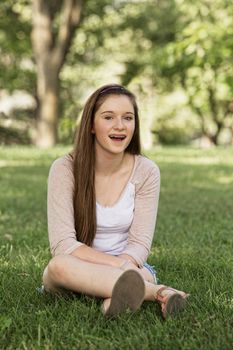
70, 246, 154, 282
117, 253, 138, 266
71, 244, 126, 268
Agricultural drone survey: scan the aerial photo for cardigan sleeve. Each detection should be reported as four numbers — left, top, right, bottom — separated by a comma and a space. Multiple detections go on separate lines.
121, 164, 160, 267
47, 156, 84, 256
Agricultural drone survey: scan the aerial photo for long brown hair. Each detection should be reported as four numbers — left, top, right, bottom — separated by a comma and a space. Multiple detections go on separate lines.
71, 84, 141, 246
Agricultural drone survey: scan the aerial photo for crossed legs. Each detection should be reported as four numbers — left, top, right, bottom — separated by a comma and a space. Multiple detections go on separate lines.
43, 255, 161, 300
43, 255, 188, 318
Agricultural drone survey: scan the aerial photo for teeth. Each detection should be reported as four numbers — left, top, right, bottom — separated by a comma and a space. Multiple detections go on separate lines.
109, 135, 126, 139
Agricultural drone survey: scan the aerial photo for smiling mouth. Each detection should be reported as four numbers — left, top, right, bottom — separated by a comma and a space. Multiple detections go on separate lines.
109, 135, 126, 141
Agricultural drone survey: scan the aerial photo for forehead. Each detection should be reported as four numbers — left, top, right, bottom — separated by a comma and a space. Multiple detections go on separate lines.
96, 94, 134, 114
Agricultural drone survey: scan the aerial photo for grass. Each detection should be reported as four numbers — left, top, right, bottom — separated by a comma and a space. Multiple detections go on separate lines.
0, 145, 233, 350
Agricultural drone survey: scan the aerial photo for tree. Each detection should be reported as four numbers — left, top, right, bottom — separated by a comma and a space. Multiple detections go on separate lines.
63, 0, 233, 146
163, 0, 233, 145
121, 0, 233, 145
31, 0, 82, 147
0, 1, 33, 93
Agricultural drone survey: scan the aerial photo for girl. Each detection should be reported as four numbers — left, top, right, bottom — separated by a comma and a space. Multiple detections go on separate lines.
42, 84, 189, 319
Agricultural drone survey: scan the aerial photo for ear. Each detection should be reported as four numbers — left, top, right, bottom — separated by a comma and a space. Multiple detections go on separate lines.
91, 127, 95, 134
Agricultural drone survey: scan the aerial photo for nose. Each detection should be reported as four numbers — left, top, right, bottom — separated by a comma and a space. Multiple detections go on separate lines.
113, 117, 125, 130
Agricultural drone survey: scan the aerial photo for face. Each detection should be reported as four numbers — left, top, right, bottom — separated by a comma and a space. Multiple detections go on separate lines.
92, 94, 135, 156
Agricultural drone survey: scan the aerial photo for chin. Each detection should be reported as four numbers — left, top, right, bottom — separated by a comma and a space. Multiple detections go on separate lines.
109, 149, 125, 155
96, 140, 128, 156
107, 147, 126, 156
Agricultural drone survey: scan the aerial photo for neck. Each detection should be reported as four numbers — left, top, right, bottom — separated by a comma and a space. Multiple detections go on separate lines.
95, 150, 126, 176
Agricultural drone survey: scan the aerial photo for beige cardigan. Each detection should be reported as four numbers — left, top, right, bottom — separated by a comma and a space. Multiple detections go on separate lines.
47, 154, 160, 266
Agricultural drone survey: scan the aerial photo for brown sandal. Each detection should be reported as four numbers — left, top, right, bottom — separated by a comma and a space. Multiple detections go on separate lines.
102, 270, 145, 317
155, 286, 190, 319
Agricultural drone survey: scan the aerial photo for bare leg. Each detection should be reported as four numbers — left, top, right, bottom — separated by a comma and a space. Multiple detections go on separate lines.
43, 255, 188, 317
100, 268, 186, 310
102, 279, 182, 310
43, 255, 125, 298
43, 255, 185, 299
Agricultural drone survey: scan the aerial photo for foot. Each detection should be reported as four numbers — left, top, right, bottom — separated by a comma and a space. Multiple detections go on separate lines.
102, 270, 145, 317
155, 285, 190, 319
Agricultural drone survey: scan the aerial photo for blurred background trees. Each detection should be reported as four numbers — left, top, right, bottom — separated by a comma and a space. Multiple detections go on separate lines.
31, 0, 82, 147
0, 0, 232, 148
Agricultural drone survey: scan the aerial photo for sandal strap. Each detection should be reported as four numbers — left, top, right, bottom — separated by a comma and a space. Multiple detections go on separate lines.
155, 286, 179, 303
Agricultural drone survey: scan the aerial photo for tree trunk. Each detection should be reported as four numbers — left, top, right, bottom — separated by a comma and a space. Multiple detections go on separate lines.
31, 0, 82, 148
36, 66, 59, 147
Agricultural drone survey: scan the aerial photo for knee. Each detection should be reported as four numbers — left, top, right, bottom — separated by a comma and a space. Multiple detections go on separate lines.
46, 255, 69, 282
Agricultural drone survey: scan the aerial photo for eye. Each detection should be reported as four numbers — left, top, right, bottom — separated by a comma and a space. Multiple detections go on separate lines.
124, 116, 134, 121
104, 116, 113, 120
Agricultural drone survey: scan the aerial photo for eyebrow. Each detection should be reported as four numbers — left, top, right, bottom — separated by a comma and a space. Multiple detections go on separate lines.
100, 111, 135, 115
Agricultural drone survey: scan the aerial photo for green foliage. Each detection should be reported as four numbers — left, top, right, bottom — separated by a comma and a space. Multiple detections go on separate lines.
139, 0, 233, 142
154, 125, 190, 145
0, 0, 35, 92
58, 115, 77, 145
0, 146, 233, 349
1, 0, 233, 145
0, 125, 30, 145
151, 90, 200, 145
120, 0, 180, 87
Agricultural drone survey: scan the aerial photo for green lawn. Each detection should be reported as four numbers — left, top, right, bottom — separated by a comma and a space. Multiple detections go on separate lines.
0, 145, 232, 350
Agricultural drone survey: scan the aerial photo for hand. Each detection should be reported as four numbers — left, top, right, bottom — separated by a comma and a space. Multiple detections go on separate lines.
120, 260, 138, 271
117, 254, 138, 266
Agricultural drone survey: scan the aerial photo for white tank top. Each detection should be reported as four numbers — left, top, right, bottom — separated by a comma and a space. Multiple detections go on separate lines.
93, 182, 135, 255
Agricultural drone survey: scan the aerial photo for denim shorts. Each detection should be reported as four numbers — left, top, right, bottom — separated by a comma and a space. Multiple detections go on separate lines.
143, 262, 159, 284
